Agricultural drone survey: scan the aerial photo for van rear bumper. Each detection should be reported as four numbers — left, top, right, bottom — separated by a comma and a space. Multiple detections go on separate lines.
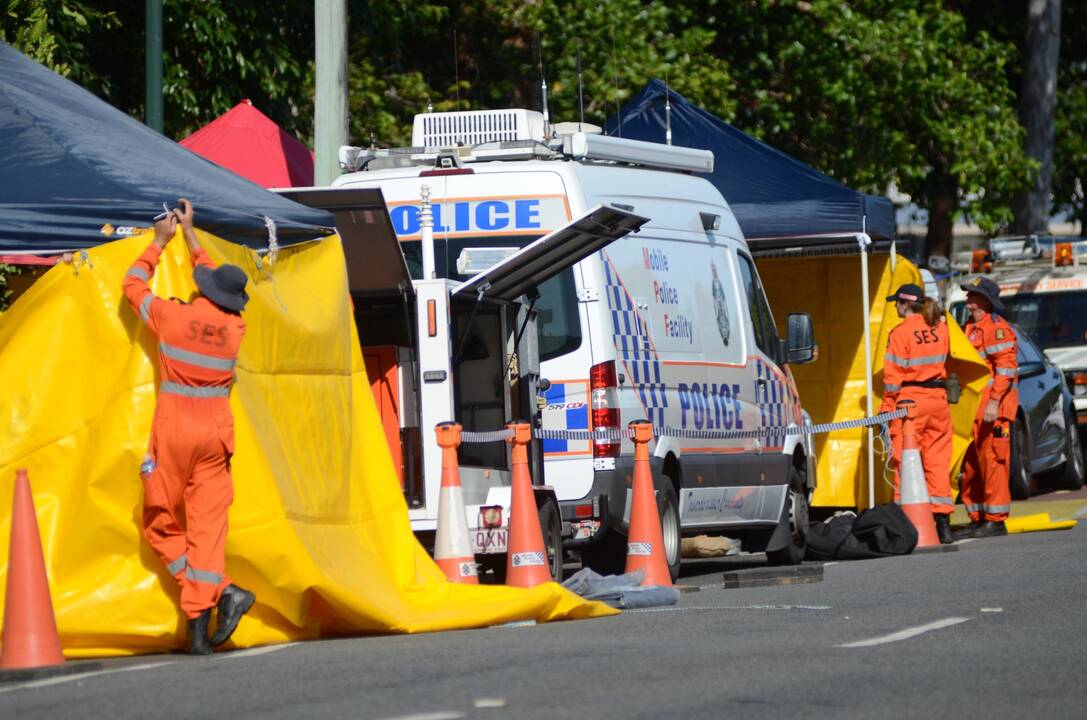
559, 455, 665, 546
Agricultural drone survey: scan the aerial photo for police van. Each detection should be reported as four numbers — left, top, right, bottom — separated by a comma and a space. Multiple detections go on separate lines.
332, 109, 819, 576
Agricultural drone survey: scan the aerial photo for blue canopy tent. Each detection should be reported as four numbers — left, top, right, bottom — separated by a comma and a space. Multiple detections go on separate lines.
606, 79, 900, 508
604, 79, 895, 248
0, 41, 333, 255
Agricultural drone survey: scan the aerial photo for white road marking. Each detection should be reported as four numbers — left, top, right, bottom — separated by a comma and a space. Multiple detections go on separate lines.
215, 642, 299, 660
373, 713, 466, 720
980, 607, 1004, 613
838, 617, 971, 648
626, 604, 832, 614
1073, 504, 1087, 520
0, 660, 175, 695
473, 698, 507, 708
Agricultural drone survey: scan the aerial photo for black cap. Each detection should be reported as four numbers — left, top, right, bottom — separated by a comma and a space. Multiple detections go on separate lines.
886, 283, 925, 303
959, 275, 1005, 312
194, 264, 249, 312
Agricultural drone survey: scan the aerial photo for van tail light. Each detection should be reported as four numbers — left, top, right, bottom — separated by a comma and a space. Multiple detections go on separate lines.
1068, 370, 1087, 397
971, 249, 993, 274
590, 360, 621, 458
1055, 242, 1074, 267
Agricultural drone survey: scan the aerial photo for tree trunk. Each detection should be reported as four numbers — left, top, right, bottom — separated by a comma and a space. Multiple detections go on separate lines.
925, 170, 959, 261
1012, 0, 1062, 235
926, 194, 956, 261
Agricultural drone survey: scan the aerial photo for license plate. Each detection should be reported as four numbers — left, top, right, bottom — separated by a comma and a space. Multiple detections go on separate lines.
472, 528, 508, 554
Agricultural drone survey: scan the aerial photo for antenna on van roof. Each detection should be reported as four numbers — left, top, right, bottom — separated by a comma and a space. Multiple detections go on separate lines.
453, 30, 461, 112
535, 33, 550, 133
577, 43, 585, 132
610, 22, 622, 138
664, 74, 672, 146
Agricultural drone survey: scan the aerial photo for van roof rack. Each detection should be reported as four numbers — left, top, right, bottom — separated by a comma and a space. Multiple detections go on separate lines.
339, 108, 714, 175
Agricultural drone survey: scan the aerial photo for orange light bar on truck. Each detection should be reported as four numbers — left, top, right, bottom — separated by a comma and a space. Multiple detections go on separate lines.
427, 299, 437, 337
971, 249, 993, 274
1055, 242, 1074, 267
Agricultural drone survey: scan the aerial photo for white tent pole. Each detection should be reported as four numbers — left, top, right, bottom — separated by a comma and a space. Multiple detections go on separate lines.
858, 222, 876, 509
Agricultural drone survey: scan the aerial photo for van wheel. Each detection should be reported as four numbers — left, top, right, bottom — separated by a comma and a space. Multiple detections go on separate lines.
766, 468, 808, 566
657, 483, 681, 582
538, 498, 564, 582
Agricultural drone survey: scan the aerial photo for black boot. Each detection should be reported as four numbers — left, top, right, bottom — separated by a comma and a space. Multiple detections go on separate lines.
210, 584, 256, 647
971, 520, 1007, 538
952, 520, 983, 540
935, 515, 955, 545
188, 609, 213, 656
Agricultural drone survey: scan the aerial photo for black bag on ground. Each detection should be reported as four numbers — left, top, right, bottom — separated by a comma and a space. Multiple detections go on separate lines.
804, 503, 918, 561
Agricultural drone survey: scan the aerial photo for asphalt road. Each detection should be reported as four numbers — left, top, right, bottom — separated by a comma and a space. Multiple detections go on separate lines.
3, 522, 1086, 720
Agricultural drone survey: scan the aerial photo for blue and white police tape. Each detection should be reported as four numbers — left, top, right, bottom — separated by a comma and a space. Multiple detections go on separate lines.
457, 408, 907, 445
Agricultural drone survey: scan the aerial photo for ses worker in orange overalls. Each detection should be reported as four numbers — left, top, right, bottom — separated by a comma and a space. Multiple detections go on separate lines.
123, 199, 256, 655
880, 284, 955, 544
955, 276, 1018, 539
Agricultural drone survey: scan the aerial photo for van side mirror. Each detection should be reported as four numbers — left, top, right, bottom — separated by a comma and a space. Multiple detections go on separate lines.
785, 313, 816, 364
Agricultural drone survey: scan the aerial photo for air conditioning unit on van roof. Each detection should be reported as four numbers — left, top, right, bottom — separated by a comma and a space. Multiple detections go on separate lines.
412, 109, 546, 148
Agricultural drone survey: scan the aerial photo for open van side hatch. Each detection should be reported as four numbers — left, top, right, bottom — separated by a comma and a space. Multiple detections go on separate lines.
454, 204, 649, 302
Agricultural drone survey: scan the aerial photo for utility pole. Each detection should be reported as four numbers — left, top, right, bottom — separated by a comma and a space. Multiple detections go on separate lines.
145, 0, 163, 133
314, 0, 348, 186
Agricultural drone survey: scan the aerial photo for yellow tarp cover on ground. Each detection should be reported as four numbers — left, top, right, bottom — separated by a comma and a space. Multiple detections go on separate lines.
761, 254, 990, 509
0, 230, 614, 658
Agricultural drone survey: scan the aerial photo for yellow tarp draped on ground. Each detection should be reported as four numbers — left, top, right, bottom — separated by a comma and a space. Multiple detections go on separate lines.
0, 230, 614, 658
760, 254, 990, 509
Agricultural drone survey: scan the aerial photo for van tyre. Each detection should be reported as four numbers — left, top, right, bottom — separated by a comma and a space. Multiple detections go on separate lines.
538, 498, 564, 582
1009, 419, 1035, 500
657, 483, 681, 583
766, 467, 808, 566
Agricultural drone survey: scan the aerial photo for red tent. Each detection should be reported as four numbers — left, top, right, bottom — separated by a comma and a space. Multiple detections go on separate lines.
180, 100, 314, 188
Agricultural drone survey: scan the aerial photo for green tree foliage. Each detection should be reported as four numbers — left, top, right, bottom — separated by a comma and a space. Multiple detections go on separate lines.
2, 0, 1078, 247
2, 1, 313, 140
344, 0, 733, 147
0, 0, 120, 92
704, 0, 1032, 252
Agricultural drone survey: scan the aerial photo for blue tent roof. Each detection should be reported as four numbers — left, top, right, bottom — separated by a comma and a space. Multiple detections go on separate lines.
0, 41, 333, 254
605, 79, 895, 246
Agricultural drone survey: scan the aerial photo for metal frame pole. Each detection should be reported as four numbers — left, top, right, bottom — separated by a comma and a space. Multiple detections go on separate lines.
144, 0, 163, 133
858, 223, 876, 508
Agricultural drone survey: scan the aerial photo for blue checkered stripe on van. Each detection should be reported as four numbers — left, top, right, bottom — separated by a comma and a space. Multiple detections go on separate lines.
603, 257, 667, 427
755, 356, 787, 444
542, 382, 589, 453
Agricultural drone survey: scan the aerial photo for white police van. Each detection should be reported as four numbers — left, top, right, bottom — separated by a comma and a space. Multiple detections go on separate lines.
333, 109, 819, 576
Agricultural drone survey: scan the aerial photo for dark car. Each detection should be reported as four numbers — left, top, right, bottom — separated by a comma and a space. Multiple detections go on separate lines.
996, 325, 1083, 498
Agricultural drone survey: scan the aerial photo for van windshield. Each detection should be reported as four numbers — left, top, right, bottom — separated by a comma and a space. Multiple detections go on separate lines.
1001, 292, 1087, 348
400, 236, 581, 361
952, 292, 1087, 348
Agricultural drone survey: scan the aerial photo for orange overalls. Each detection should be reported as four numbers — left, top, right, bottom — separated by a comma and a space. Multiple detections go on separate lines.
961, 314, 1018, 522
880, 314, 953, 515
123, 243, 245, 618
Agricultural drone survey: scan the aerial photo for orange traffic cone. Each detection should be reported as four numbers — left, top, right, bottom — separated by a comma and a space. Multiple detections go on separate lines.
896, 401, 940, 549
625, 421, 673, 586
433, 423, 479, 584
504, 422, 552, 587
1, 469, 66, 670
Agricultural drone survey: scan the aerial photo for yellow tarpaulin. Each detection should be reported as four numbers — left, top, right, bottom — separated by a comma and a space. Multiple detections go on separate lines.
760, 254, 990, 509
0, 230, 614, 658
